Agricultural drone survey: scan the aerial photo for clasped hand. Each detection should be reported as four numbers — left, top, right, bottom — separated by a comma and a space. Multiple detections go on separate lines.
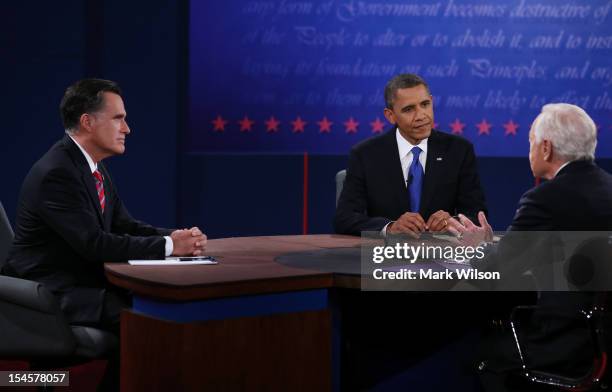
388, 210, 452, 236
171, 227, 207, 256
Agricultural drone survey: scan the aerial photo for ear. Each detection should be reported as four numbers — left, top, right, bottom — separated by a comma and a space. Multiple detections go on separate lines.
79, 113, 94, 133
542, 139, 553, 161
383, 108, 396, 125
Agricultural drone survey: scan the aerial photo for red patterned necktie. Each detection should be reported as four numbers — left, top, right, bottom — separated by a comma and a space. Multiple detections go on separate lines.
92, 170, 105, 213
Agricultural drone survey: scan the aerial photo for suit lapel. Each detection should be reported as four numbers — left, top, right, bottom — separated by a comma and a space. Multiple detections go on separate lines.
420, 131, 445, 215
62, 136, 105, 227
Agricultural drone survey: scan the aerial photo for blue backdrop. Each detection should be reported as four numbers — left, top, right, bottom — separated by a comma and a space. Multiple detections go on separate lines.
189, 0, 612, 156
2, 0, 611, 238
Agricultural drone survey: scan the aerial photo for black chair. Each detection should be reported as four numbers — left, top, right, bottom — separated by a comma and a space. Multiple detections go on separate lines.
0, 274, 118, 359
0, 201, 117, 389
508, 236, 612, 391
510, 299, 608, 391
0, 201, 13, 269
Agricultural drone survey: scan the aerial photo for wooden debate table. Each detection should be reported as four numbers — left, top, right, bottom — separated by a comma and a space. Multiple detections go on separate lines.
104, 235, 366, 391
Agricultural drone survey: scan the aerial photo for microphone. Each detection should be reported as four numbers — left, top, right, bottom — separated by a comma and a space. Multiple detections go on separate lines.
406, 174, 413, 186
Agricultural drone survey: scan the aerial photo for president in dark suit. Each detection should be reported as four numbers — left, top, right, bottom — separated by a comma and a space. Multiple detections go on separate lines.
334, 74, 488, 389
334, 73, 487, 236
3, 79, 206, 332
449, 103, 612, 391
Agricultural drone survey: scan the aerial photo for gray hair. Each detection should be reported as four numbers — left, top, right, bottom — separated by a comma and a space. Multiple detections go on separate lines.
532, 103, 597, 161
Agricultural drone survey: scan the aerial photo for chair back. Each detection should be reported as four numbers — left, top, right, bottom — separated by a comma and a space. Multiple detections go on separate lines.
0, 202, 115, 381
564, 235, 612, 291
0, 202, 13, 268
335, 170, 346, 207
0, 275, 76, 357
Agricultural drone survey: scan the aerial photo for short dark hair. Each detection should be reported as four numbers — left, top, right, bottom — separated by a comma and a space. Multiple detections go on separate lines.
60, 78, 122, 131
384, 74, 430, 109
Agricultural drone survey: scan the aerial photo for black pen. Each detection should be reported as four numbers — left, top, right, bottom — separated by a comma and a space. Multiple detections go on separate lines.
177, 256, 217, 262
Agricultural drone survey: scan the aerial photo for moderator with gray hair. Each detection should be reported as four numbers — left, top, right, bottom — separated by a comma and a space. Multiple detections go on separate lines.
532, 103, 597, 161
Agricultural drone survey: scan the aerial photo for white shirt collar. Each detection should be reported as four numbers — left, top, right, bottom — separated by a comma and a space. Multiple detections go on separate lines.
553, 161, 572, 178
68, 134, 98, 174
396, 128, 428, 159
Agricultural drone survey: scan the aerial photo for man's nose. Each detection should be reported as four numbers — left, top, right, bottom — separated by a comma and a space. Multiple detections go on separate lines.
122, 120, 131, 134
415, 107, 427, 120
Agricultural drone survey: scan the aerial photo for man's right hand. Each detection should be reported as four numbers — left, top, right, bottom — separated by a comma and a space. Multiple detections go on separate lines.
171, 227, 207, 256
387, 212, 426, 236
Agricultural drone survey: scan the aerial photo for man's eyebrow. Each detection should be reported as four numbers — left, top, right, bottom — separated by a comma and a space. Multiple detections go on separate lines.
401, 104, 416, 111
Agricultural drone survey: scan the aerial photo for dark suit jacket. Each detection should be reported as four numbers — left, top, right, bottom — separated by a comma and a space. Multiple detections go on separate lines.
334, 129, 487, 235
510, 160, 612, 231
4, 135, 172, 325
480, 160, 612, 387
478, 160, 612, 277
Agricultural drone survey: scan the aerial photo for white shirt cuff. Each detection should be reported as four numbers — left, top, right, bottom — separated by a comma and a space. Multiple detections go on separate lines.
164, 236, 174, 256
381, 222, 393, 236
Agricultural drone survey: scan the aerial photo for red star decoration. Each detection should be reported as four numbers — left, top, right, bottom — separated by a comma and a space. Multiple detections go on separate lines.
344, 117, 359, 134
265, 116, 280, 133
211, 115, 228, 132
476, 119, 492, 135
370, 117, 385, 134
238, 116, 255, 132
291, 116, 307, 133
317, 116, 333, 133
503, 120, 519, 136
449, 118, 465, 135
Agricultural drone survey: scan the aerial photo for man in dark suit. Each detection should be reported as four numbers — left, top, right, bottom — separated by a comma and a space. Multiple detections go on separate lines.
334, 73, 487, 236
334, 74, 488, 389
3, 78, 206, 332
449, 103, 612, 391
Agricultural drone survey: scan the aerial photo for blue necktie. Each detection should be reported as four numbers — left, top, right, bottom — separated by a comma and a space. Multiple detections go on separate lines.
408, 146, 423, 213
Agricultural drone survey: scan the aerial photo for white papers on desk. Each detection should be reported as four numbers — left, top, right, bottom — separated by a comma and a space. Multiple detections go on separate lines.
128, 257, 218, 266
431, 234, 502, 244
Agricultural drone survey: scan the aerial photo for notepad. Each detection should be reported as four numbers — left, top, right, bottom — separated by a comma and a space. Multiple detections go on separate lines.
128, 256, 218, 266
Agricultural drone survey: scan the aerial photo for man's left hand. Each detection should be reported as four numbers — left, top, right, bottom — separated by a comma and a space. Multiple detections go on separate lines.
426, 210, 452, 232
170, 227, 207, 256
189, 226, 207, 252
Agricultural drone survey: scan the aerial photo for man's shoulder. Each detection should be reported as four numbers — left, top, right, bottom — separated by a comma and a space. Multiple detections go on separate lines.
350, 129, 394, 155
28, 138, 78, 179
543, 161, 612, 189
520, 162, 612, 205
430, 129, 474, 150
561, 160, 612, 183
519, 181, 551, 205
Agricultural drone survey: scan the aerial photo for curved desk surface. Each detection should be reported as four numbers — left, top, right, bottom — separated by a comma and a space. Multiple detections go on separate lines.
104, 234, 365, 301
105, 235, 367, 391
104, 235, 471, 391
